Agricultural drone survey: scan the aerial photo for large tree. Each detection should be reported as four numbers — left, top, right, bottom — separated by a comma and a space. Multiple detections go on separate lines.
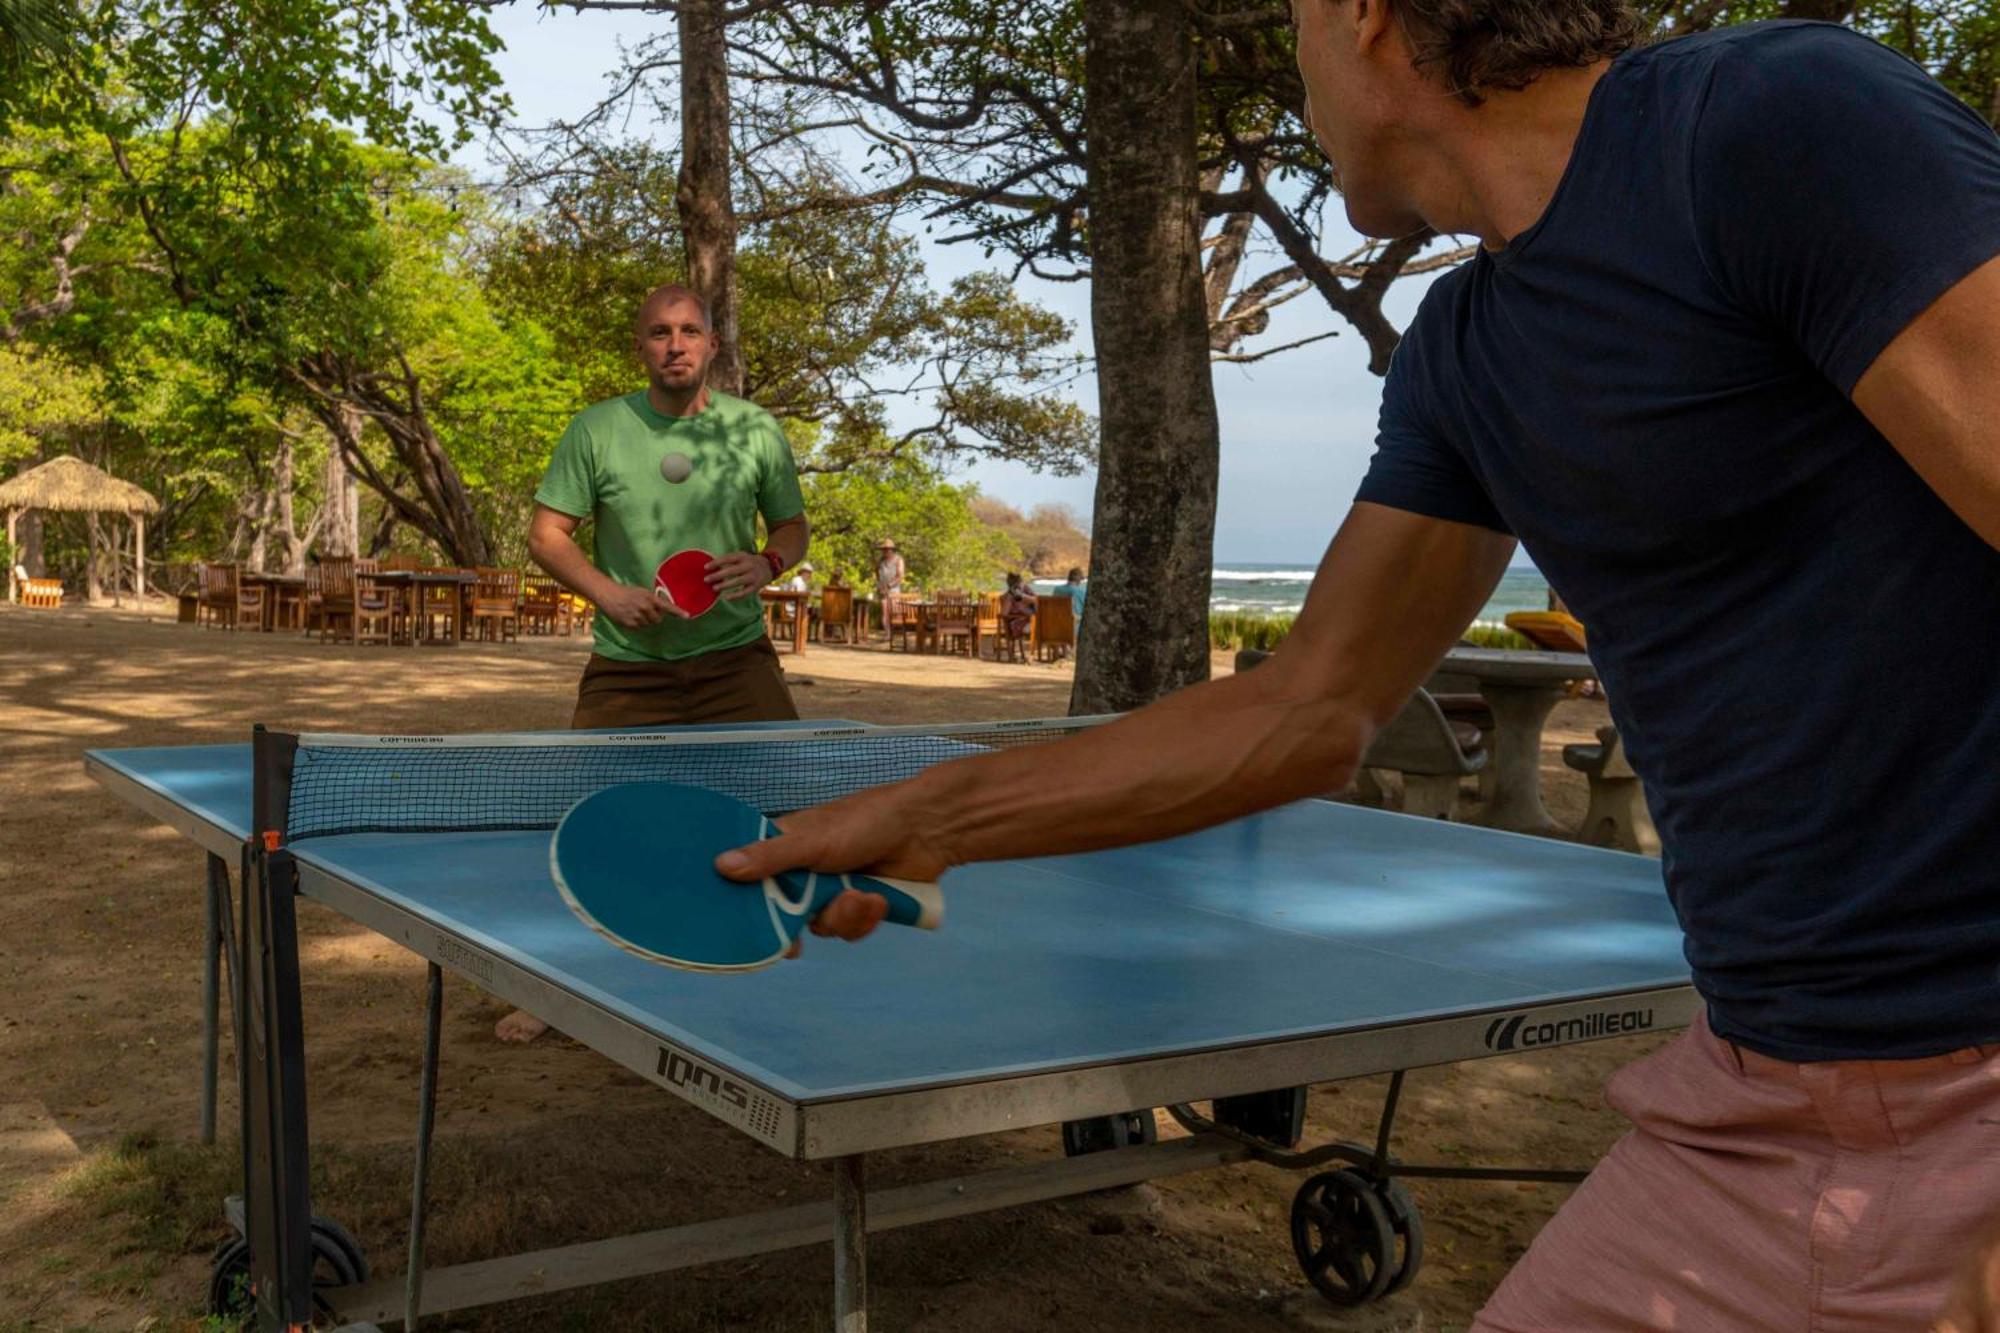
1072, 0, 1222, 710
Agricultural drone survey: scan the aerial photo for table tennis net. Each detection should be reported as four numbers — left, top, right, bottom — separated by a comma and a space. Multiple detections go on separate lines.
282, 718, 1113, 840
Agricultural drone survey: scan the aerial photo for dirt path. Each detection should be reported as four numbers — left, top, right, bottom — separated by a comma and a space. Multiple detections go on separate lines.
0, 601, 1653, 1331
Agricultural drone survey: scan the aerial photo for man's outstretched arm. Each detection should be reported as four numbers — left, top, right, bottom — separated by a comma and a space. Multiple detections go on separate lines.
719, 501, 1515, 933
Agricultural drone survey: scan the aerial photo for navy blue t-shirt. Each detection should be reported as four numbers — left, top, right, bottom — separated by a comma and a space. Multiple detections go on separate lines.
1358, 22, 2000, 1061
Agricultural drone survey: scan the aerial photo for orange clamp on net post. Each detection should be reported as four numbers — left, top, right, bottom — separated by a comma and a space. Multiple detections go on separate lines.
261, 830, 282, 852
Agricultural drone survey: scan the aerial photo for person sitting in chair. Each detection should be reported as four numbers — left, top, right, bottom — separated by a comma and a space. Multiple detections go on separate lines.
999, 572, 1037, 655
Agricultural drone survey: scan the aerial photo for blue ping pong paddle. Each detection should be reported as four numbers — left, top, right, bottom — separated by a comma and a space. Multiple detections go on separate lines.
550, 781, 943, 972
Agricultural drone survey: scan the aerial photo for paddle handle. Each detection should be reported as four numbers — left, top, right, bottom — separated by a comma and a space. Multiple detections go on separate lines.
785, 871, 944, 931
853, 874, 945, 931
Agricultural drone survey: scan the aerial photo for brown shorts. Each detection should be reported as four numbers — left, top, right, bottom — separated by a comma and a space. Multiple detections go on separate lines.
571, 639, 798, 730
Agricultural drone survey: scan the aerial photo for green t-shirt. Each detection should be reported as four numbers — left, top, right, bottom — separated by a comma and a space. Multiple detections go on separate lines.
535, 390, 806, 662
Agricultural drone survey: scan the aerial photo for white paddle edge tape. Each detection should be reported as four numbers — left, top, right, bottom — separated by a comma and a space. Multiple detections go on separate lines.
549, 802, 781, 974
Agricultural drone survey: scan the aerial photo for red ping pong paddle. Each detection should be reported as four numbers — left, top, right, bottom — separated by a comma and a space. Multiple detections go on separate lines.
655, 549, 719, 617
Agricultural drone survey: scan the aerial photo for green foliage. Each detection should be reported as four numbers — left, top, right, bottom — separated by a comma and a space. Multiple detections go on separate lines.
800, 452, 1021, 593
0, 343, 102, 462
1208, 611, 1294, 652
486, 146, 1094, 475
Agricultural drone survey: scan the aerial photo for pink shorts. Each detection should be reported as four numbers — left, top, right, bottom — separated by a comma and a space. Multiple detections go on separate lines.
1474, 1012, 2000, 1332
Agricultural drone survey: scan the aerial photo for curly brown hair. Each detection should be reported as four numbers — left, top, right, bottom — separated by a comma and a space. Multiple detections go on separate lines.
1391, 0, 1644, 104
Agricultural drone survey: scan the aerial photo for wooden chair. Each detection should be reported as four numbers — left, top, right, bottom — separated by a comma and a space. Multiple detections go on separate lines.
984, 588, 1032, 660
317, 557, 358, 643
886, 596, 920, 652
817, 586, 855, 643
352, 565, 403, 646
216, 564, 263, 631
197, 562, 234, 628
301, 564, 325, 636
469, 567, 521, 642
933, 600, 978, 657
1033, 595, 1074, 662
14, 565, 61, 609
378, 553, 422, 572
520, 575, 569, 636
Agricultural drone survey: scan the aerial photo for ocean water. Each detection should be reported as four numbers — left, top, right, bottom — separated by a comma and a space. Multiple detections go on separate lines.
1038, 562, 1549, 626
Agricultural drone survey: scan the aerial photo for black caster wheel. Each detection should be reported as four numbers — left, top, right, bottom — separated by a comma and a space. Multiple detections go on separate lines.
1376, 1177, 1425, 1295
1061, 1109, 1158, 1156
208, 1214, 371, 1320
1290, 1169, 1395, 1306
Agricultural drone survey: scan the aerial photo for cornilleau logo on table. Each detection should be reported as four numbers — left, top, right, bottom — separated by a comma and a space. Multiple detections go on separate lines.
1483, 1006, 1655, 1051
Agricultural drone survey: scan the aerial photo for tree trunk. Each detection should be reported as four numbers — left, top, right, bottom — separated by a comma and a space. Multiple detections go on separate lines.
270, 432, 306, 573
17, 510, 43, 577
294, 352, 496, 567
1070, 0, 1220, 714
677, 0, 744, 395
322, 411, 361, 558
243, 484, 270, 572
86, 511, 103, 602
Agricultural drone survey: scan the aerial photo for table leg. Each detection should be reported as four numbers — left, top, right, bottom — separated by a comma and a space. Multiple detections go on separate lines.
833, 1154, 866, 1332
201, 854, 225, 1144
1473, 682, 1566, 835
406, 962, 444, 1329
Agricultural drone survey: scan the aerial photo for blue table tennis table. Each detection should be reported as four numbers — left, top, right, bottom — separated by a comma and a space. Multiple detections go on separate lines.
86, 719, 1695, 1331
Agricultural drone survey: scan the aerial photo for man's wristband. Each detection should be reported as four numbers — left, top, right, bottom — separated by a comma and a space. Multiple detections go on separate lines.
759, 549, 786, 581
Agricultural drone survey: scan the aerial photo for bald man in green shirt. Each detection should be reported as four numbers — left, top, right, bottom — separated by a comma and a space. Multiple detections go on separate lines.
499, 283, 810, 1041
530, 283, 810, 730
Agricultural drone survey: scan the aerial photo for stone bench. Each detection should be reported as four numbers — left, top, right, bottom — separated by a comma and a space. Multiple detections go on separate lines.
1562, 725, 1660, 854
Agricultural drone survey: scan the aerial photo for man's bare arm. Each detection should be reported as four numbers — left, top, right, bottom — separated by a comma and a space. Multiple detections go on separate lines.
527, 503, 668, 627
765, 513, 810, 569
1852, 252, 2000, 551
705, 511, 813, 600
722, 502, 1514, 893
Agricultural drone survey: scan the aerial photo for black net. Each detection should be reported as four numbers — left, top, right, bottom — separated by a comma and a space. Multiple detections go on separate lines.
284, 720, 1105, 840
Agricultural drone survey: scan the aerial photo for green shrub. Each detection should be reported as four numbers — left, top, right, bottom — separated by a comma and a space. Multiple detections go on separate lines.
1208, 611, 1294, 652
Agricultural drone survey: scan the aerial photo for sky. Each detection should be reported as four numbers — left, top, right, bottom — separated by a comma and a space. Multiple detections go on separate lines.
461, 5, 1461, 565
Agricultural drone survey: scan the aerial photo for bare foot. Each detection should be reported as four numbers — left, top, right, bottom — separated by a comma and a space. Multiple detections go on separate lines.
494, 1009, 550, 1043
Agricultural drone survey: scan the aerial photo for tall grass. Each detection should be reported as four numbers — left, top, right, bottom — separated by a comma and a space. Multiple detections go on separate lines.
1208, 611, 1295, 651
1210, 614, 1536, 653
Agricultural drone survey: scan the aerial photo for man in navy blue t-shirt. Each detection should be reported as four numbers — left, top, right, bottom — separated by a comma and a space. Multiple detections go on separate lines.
727, 3, 2000, 1325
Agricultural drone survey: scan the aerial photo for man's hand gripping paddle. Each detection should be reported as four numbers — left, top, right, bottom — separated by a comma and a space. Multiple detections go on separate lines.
550, 781, 944, 972
654, 549, 719, 617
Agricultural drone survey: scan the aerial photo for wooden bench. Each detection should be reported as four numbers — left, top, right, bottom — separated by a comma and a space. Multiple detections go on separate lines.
14, 567, 62, 609
1233, 649, 1488, 819
1563, 726, 1660, 854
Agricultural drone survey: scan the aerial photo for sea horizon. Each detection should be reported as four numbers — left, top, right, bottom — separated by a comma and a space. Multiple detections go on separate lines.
1034, 560, 1549, 626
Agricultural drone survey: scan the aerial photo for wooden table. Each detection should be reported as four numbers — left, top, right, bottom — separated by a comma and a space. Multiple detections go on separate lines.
760, 588, 810, 655
370, 570, 478, 645
1434, 647, 1598, 835
239, 572, 307, 632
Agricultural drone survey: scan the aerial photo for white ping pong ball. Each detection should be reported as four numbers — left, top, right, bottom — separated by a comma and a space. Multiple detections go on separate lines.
660, 452, 693, 484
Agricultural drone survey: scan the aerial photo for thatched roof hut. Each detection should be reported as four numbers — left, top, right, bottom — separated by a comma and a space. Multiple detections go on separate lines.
3, 455, 161, 603
0, 455, 159, 515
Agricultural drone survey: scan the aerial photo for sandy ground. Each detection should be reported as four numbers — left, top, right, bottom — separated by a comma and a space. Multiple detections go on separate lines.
0, 598, 1656, 1332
